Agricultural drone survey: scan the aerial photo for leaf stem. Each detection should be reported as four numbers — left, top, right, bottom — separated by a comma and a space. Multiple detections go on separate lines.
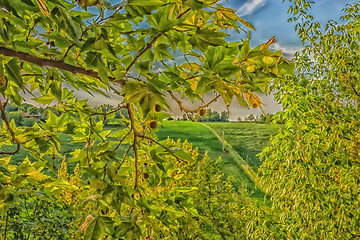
126, 103, 140, 190
138, 134, 188, 163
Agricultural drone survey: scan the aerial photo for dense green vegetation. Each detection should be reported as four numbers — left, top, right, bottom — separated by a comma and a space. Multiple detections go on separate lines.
1, 0, 359, 239
157, 121, 255, 189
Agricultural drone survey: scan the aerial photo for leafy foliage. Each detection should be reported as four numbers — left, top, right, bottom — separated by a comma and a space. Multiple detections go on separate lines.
0, 0, 293, 238
260, 1, 360, 239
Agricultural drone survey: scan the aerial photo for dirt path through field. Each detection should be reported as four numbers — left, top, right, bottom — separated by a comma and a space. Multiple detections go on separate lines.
199, 123, 263, 191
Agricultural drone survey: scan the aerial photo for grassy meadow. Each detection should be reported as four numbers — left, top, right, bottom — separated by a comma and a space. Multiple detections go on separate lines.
157, 121, 254, 188
205, 122, 282, 171
1, 120, 279, 199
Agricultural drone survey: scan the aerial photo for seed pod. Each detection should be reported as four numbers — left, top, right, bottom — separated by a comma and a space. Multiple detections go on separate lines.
0, 76, 7, 89
143, 172, 149, 179
154, 104, 161, 112
198, 108, 206, 117
149, 120, 157, 129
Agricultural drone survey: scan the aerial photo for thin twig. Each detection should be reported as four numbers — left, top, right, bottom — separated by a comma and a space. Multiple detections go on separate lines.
126, 103, 140, 190
125, 34, 162, 75
61, 26, 91, 61
349, 81, 360, 98
113, 130, 131, 152
24, 86, 36, 98
115, 145, 133, 174
0, 101, 21, 155
91, 105, 126, 116
138, 134, 188, 163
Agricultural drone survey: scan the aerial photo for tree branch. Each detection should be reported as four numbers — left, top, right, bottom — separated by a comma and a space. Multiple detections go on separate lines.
167, 90, 221, 121
0, 46, 125, 86
0, 100, 21, 155
115, 144, 133, 174
126, 103, 140, 190
112, 130, 131, 152
125, 34, 162, 75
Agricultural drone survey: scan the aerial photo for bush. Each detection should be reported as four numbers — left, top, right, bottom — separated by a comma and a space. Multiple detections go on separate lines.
7, 111, 24, 126
22, 117, 36, 127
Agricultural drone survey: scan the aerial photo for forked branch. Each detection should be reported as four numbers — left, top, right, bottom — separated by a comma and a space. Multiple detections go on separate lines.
168, 90, 221, 121
0, 100, 21, 155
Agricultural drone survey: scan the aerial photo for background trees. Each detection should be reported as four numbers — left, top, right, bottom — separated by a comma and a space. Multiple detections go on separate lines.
260, 1, 360, 238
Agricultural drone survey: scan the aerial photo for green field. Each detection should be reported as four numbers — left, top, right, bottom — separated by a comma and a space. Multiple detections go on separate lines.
205, 122, 282, 171
156, 121, 277, 199
2, 121, 278, 198
157, 121, 254, 188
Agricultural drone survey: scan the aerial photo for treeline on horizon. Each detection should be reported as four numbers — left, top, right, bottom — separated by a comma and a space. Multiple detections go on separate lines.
170, 110, 275, 124
2, 103, 275, 126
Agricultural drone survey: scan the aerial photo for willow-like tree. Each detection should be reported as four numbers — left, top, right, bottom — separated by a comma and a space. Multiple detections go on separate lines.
260, 1, 360, 239
0, 0, 292, 238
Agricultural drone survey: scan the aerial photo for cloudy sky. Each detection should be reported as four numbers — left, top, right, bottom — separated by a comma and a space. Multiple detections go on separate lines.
53, 0, 357, 120
203, 0, 357, 120
231, 0, 357, 57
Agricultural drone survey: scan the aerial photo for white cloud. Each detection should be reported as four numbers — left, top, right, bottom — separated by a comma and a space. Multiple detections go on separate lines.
236, 0, 266, 17
270, 43, 303, 59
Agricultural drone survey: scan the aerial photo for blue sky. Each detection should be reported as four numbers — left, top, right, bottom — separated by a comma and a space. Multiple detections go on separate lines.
226, 0, 358, 58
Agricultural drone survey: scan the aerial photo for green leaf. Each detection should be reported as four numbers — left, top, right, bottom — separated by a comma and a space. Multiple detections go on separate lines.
70, 10, 95, 19
239, 41, 250, 59
204, 46, 225, 69
32, 95, 56, 105
278, 61, 295, 76
81, 37, 96, 52
154, 44, 174, 60
13, 41, 42, 53
171, 149, 193, 162
5, 58, 23, 89
127, 0, 163, 6
121, 81, 168, 117
186, 0, 205, 10
114, 215, 142, 240
238, 18, 256, 31
85, 51, 102, 69
188, 29, 229, 51
84, 214, 114, 240
147, 4, 177, 32
150, 149, 166, 172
